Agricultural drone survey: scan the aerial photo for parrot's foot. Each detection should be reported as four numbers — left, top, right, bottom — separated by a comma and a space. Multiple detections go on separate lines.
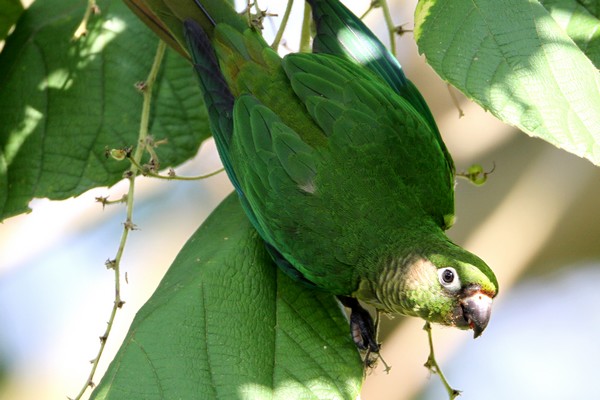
338, 297, 391, 373
423, 322, 461, 399
338, 296, 379, 352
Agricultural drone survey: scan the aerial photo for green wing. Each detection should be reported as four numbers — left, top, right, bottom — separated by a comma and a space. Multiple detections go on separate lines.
283, 53, 454, 226
307, 0, 455, 203
183, 1, 457, 296
226, 53, 454, 293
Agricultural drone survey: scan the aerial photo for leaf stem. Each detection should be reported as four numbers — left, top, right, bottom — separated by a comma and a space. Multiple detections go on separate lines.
423, 322, 461, 399
360, 1, 376, 20
271, 0, 294, 50
446, 84, 465, 118
299, 1, 312, 53
127, 156, 225, 181
72, 40, 167, 400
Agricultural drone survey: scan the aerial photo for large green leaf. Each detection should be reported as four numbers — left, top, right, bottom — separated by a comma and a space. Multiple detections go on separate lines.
415, 0, 600, 165
0, 0, 209, 221
541, 0, 600, 67
91, 193, 363, 400
576, 0, 600, 17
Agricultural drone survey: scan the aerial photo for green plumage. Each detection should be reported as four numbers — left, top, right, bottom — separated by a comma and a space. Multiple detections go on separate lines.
227, 49, 456, 294
179, 0, 498, 340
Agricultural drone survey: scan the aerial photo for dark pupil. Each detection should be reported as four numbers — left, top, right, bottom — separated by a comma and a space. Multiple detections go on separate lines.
442, 269, 454, 283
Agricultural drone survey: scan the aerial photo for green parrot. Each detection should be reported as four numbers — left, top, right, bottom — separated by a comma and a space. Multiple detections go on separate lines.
127, 0, 498, 351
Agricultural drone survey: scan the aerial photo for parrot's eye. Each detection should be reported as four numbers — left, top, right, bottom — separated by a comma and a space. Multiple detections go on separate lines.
438, 267, 461, 291
441, 269, 454, 283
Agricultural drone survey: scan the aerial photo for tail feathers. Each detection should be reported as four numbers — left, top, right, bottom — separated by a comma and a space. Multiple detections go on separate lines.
307, 0, 437, 132
192, 0, 216, 28
184, 18, 264, 232
184, 18, 251, 200
184, 19, 234, 149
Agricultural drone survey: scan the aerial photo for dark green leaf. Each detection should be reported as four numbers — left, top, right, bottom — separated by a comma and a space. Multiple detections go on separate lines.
0, 0, 209, 221
91, 193, 363, 400
0, 0, 23, 41
575, 0, 600, 17
415, 0, 600, 165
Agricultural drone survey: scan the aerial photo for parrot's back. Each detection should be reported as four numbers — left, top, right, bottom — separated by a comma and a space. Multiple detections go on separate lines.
184, 1, 456, 295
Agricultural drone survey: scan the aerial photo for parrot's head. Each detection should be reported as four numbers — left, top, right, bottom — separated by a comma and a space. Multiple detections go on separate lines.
357, 238, 498, 338
422, 245, 498, 338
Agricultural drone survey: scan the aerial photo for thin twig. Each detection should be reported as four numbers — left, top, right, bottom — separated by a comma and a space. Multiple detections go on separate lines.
423, 322, 461, 399
72, 40, 167, 400
127, 156, 225, 181
378, 0, 397, 57
360, 0, 378, 20
73, 0, 99, 40
374, 310, 391, 373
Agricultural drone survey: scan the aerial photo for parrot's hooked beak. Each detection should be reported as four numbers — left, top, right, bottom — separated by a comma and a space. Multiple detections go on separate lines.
460, 287, 493, 338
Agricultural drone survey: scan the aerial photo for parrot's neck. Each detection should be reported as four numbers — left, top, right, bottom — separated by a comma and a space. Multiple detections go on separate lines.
352, 227, 452, 316
352, 254, 433, 315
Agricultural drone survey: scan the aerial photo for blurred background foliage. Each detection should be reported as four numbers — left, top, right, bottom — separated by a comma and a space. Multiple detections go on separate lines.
0, 0, 599, 399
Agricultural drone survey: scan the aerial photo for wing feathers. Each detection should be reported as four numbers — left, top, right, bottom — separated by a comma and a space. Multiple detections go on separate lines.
233, 95, 318, 196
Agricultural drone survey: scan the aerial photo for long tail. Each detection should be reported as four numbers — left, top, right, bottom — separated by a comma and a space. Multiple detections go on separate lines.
184, 18, 261, 220
123, 0, 247, 59
184, 20, 234, 151
183, 8, 265, 235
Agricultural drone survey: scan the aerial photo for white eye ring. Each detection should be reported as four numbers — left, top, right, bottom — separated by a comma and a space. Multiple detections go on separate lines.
438, 267, 461, 292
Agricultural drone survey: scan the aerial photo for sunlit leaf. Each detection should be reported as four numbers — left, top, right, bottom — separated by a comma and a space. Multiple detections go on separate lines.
91, 194, 363, 400
415, 0, 600, 165
0, 0, 23, 41
0, 0, 209, 221
540, 0, 600, 67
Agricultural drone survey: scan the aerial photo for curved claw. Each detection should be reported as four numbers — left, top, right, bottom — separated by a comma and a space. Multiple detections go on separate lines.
338, 296, 380, 352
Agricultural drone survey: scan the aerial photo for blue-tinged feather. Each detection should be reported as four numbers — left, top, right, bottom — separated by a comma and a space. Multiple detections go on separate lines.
184, 20, 266, 234
306, 0, 453, 173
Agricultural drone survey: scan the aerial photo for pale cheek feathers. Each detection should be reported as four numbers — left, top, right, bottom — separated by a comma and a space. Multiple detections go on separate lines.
403, 259, 457, 322
404, 257, 438, 292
